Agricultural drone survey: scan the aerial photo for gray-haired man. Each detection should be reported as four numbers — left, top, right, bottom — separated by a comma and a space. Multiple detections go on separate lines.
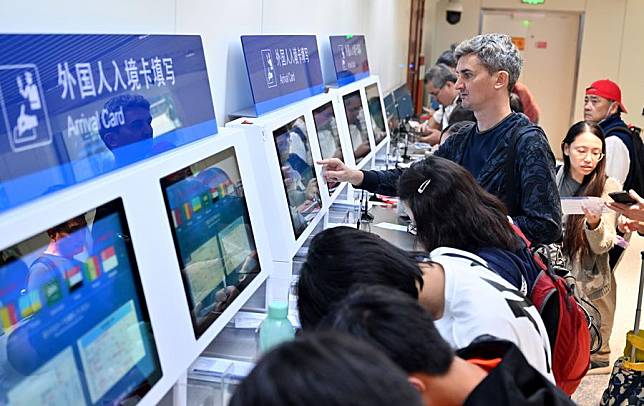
418, 63, 460, 145
319, 33, 561, 244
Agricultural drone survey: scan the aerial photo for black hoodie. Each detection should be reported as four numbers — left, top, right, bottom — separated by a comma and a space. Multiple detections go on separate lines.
459, 339, 575, 405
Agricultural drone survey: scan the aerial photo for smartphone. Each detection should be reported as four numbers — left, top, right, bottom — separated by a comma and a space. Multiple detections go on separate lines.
608, 191, 638, 205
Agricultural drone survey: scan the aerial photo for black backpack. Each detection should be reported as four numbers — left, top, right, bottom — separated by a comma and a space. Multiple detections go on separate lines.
605, 125, 644, 195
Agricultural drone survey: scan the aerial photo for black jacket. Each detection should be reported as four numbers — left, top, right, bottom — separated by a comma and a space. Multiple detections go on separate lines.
360, 113, 562, 244
459, 339, 574, 405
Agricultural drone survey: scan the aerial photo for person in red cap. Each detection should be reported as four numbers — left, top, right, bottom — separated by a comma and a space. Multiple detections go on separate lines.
583, 79, 634, 370
584, 79, 632, 186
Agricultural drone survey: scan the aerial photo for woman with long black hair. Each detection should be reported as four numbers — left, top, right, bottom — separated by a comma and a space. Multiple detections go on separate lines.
398, 155, 540, 294
556, 120, 620, 369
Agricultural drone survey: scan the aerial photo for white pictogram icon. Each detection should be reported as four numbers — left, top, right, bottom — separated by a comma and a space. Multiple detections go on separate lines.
261, 49, 277, 88
0, 64, 53, 152
339, 45, 347, 71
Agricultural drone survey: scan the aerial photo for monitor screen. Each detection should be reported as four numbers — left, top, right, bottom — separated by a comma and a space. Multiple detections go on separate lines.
365, 83, 387, 145
384, 93, 399, 133
342, 91, 371, 164
161, 148, 261, 338
329, 35, 369, 86
393, 85, 413, 120
0, 199, 162, 405
312, 102, 344, 196
273, 117, 322, 238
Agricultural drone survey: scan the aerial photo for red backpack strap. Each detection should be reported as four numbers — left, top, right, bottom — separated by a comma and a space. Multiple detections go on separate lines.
510, 222, 548, 271
510, 222, 531, 248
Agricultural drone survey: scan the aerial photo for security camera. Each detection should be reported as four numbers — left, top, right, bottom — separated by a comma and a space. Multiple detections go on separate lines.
446, 0, 463, 25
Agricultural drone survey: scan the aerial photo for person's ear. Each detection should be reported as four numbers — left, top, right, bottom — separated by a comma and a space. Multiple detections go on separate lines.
563, 144, 570, 157
408, 375, 427, 393
608, 102, 619, 116
494, 71, 510, 91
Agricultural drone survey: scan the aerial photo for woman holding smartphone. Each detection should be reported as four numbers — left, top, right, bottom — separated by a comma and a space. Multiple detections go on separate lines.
557, 120, 621, 369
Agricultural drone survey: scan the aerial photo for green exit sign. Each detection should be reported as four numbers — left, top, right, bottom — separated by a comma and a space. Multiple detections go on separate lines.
522, 0, 544, 4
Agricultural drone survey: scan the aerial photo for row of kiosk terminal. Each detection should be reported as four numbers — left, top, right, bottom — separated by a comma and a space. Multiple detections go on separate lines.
0, 33, 415, 405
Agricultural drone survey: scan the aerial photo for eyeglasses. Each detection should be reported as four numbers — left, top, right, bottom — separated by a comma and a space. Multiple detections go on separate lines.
571, 148, 604, 161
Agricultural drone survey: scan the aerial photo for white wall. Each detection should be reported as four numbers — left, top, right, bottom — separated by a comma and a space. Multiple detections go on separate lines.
618, 0, 644, 125
424, 0, 643, 129
363, 0, 411, 94
0, 0, 410, 125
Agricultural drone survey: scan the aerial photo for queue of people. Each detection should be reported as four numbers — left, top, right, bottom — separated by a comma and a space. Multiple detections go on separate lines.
229, 32, 644, 405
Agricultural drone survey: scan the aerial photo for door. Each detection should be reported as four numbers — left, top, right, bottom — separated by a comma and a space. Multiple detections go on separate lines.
481, 10, 581, 158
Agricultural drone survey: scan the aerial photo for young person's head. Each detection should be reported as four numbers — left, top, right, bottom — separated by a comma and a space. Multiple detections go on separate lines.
99, 94, 153, 150
319, 285, 454, 375
228, 332, 423, 406
46, 215, 88, 258
435, 46, 457, 69
454, 33, 522, 111
319, 286, 485, 406
297, 226, 423, 330
440, 120, 473, 145
583, 79, 627, 123
509, 92, 524, 114
561, 121, 607, 258
447, 105, 476, 126
398, 156, 519, 253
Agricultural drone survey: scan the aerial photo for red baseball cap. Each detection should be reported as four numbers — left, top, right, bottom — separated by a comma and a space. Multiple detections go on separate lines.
585, 79, 628, 113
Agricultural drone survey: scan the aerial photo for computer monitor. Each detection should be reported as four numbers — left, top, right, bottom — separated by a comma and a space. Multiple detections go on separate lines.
393, 85, 414, 120
273, 117, 322, 238
342, 90, 371, 164
329, 35, 369, 86
0, 199, 162, 405
160, 148, 261, 338
312, 102, 344, 196
365, 83, 387, 146
384, 93, 399, 133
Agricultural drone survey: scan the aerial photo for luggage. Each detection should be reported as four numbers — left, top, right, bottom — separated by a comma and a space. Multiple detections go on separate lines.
600, 251, 644, 405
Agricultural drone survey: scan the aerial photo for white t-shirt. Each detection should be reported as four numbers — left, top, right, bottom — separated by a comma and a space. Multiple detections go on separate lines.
428, 247, 554, 383
605, 136, 630, 185
431, 94, 459, 130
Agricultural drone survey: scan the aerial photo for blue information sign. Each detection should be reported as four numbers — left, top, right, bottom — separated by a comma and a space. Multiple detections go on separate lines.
329, 35, 370, 86
241, 35, 324, 116
0, 34, 217, 213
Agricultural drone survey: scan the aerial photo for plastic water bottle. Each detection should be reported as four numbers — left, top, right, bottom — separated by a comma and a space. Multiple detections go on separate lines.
259, 301, 295, 352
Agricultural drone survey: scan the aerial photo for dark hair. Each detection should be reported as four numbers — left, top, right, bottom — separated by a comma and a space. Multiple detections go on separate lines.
398, 156, 520, 253
99, 93, 151, 147
46, 215, 87, 239
440, 120, 474, 144
228, 332, 423, 406
319, 286, 454, 375
424, 63, 457, 87
436, 48, 457, 68
509, 92, 524, 113
560, 121, 607, 258
297, 226, 423, 330
447, 104, 476, 126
